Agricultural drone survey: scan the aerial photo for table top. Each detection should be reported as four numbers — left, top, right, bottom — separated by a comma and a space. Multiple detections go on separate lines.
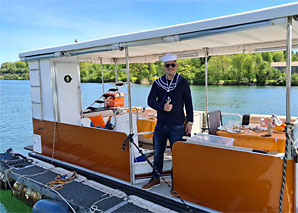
217, 129, 285, 140
137, 118, 156, 138
217, 130, 286, 153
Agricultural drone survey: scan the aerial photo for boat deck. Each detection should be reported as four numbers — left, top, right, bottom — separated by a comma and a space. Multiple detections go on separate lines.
134, 178, 173, 198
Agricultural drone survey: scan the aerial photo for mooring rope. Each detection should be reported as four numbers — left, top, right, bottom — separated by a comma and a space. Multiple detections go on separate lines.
46, 171, 77, 190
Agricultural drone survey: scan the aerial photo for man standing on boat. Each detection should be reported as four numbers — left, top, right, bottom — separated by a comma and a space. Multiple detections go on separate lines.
142, 53, 194, 190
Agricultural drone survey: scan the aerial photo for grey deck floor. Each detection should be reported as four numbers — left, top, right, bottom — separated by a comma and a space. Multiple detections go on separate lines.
134, 177, 174, 199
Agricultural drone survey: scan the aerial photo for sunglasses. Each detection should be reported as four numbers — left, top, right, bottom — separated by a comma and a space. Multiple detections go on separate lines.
164, 63, 176, 68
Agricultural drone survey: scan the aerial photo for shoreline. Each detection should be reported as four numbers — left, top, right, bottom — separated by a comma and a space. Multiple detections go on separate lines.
1, 79, 297, 87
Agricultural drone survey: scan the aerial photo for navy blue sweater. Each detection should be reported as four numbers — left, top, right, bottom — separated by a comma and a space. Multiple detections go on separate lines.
148, 75, 193, 126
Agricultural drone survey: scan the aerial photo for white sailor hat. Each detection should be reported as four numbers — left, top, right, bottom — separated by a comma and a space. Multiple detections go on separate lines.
160, 53, 177, 62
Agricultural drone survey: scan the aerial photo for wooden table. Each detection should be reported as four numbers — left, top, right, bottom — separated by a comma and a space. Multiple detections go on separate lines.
217, 130, 286, 153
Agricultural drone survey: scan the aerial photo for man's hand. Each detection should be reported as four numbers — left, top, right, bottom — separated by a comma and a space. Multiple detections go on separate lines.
164, 98, 173, 112
185, 123, 192, 135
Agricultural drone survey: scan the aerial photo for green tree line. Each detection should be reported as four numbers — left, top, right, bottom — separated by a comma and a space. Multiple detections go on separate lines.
0, 61, 29, 80
79, 51, 298, 86
1, 51, 298, 86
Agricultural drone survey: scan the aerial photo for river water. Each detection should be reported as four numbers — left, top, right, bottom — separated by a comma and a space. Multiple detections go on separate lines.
1, 80, 298, 154
0, 80, 298, 211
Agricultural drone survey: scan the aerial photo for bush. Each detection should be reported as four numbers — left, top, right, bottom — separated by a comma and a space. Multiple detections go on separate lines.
292, 73, 298, 86
150, 76, 159, 82
222, 80, 238, 85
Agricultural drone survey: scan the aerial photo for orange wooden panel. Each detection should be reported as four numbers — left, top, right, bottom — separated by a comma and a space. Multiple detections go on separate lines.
33, 119, 131, 182
217, 130, 286, 153
137, 119, 156, 138
172, 142, 294, 212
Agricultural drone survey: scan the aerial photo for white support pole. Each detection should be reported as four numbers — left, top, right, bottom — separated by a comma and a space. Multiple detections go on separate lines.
53, 62, 60, 122
286, 16, 292, 124
37, 60, 43, 120
125, 47, 135, 184
205, 48, 208, 116
76, 56, 83, 119
114, 59, 118, 84
125, 48, 133, 134
100, 58, 104, 94
285, 16, 293, 160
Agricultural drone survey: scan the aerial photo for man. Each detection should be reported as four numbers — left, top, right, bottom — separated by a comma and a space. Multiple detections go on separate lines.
142, 53, 194, 190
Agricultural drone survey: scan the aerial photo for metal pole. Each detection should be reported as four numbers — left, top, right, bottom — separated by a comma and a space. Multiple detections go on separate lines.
125, 47, 135, 184
100, 58, 104, 95
76, 57, 83, 119
286, 16, 292, 124
37, 61, 43, 120
205, 48, 208, 116
114, 59, 118, 84
125, 47, 133, 134
279, 17, 293, 212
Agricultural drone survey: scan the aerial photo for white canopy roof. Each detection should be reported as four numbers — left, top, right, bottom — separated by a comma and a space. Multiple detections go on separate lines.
20, 2, 298, 64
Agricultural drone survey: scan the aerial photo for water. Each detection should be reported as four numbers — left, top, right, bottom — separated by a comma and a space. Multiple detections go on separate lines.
0, 190, 32, 213
0, 80, 298, 211
1, 80, 298, 154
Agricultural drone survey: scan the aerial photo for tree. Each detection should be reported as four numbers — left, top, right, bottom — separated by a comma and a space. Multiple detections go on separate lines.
0, 61, 29, 80
154, 61, 165, 77
254, 54, 269, 86
208, 55, 231, 83
130, 63, 149, 84
177, 59, 195, 84
242, 55, 255, 83
231, 54, 245, 84
292, 52, 298, 61
292, 73, 298, 86
189, 58, 203, 69
148, 63, 157, 82
193, 66, 205, 85
262, 52, 273, 62
272, 51, 285, 62
15, 61, 27, 69
269, 67, 281, 80
1, 62, 12, 69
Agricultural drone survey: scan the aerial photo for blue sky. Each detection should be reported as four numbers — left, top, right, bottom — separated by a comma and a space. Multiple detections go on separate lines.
0, 0, 297, 63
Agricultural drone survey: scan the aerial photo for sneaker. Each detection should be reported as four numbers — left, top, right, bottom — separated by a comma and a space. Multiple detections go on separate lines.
142, 177, 160, 190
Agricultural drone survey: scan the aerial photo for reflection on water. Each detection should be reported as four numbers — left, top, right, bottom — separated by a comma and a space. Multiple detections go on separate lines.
0, 190, 32, 212
1, 80, 297, 154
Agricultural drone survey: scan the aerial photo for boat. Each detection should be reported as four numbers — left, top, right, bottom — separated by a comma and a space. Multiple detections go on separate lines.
3, 2, 298, 212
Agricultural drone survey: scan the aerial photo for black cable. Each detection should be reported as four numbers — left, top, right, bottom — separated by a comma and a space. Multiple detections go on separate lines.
122, 134, 134, 151
122, 134, 193, 212
279, 123, 294, 213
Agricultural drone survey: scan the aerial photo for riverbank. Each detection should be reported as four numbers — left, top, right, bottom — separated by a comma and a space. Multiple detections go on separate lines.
2, 52, 298, 86
2, 78, 297, 86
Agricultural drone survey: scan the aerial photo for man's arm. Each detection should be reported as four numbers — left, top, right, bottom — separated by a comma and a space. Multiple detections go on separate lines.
184, 81, 194, 135
147, 82, 164, 111
184, 82, 194, 123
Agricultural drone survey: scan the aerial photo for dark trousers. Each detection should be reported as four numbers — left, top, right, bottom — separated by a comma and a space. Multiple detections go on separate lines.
152, 123, 184, 178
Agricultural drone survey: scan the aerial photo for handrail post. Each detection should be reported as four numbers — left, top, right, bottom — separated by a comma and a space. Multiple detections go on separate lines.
125, 47, 135, 184
204, 48, 209, 126
100, 58, 104, 95
286, 16, 292, 124
114, 58, 118, 85
285, 16, 293, 160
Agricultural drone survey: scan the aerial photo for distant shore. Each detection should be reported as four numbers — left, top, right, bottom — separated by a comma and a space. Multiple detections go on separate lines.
1, 52, 298, 86
1, 79, 297, 86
